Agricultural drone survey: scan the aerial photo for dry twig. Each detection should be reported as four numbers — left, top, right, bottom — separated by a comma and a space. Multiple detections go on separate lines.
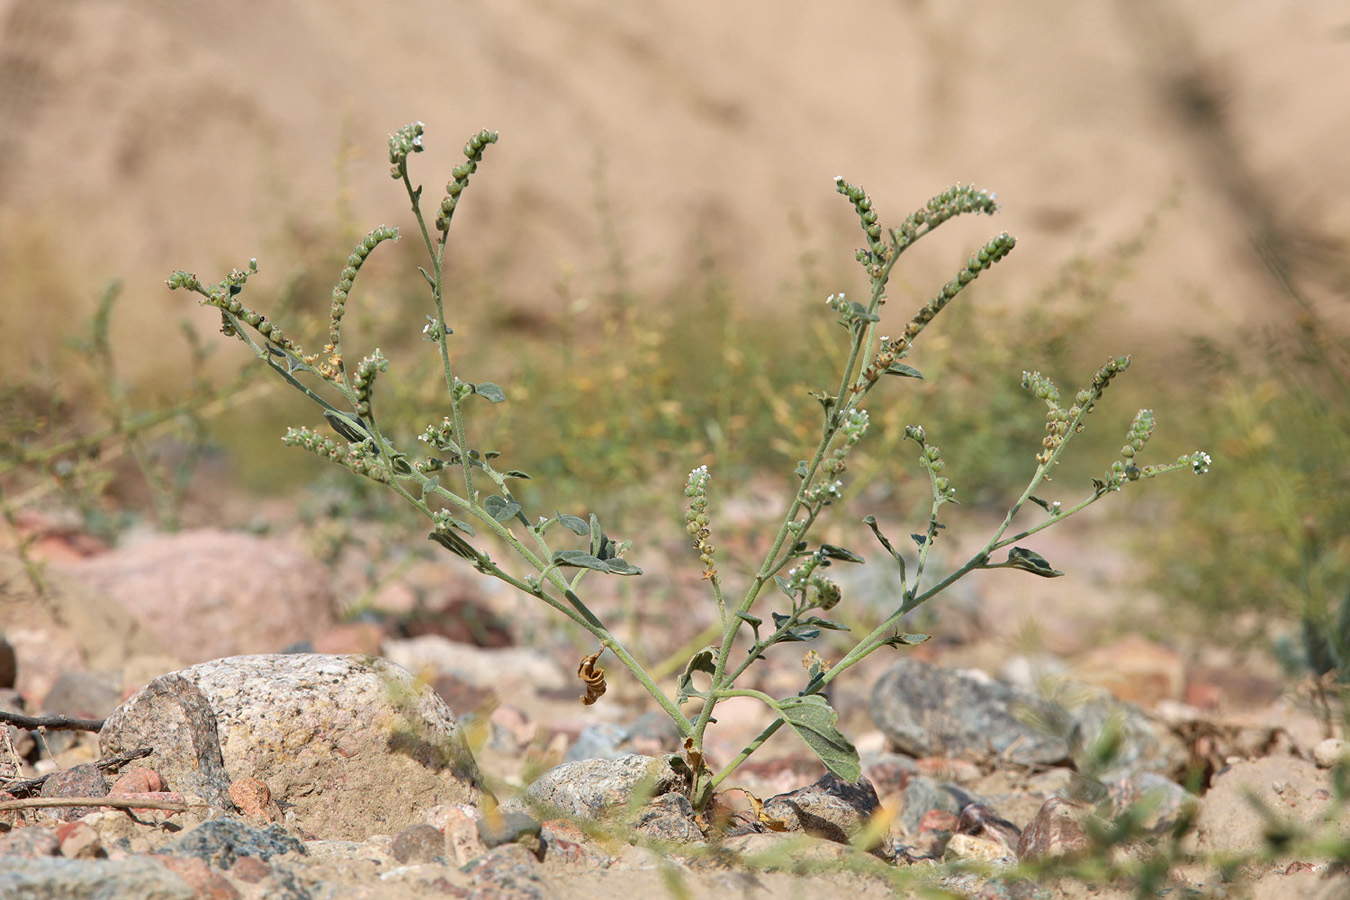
0, 710, 105, 732
1, 746, 152, 798
0, 795, 201, 814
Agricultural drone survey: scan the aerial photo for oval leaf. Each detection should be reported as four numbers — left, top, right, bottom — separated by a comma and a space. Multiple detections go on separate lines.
552, 550, 610, 572
768, 695, 861, 782
555, 511, 589, 535
483, 495, 522, 524
1007, 546, 1065, 578
447, 517, 476, 536
602, 558, 642, 576
473, 382, 506, 403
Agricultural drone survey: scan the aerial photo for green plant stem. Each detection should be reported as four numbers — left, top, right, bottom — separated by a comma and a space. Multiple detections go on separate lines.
689, 248, 909, 795
705, 435, 1194, 795
384, 164, 690, 730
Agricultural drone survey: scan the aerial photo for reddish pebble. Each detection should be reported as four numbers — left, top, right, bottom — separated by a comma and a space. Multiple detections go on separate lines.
0, 791, 25, 829
110, 767, 167, 796
917, 809, 960, 834
230, 777, 281, 823
56, 820, 101, 858
155, 855, 241, 900
108, 788, 187, 818
110, 767, 181, 818
230, 855, 273, 883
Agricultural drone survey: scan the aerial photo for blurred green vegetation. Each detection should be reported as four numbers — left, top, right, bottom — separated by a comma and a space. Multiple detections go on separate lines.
1142, 308, 1350, 665
7, 179, 1346, 693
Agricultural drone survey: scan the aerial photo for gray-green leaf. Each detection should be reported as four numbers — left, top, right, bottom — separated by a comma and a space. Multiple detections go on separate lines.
881, 632, 931, 648
677, 647, 717, 704
767, 695, 860, 782
1006, 546, 1064, 578
552, 550, 609, 571
602, 558, 642, 576
324, 411, 369, 443
819, 544, 865, 564
884, 363, 924, 379
555, 511, 589, 536
484, 495, 522, 524
428, 530, 479, 561
473, 382, 506, 403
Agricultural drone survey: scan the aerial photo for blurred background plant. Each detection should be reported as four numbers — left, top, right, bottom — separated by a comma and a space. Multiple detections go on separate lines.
0, 279, 267, 595
2, 128, 1345, 730
1141, 295, 1350, 726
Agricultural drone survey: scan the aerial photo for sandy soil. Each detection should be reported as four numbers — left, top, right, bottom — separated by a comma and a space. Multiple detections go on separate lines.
1, 0, 1347, 385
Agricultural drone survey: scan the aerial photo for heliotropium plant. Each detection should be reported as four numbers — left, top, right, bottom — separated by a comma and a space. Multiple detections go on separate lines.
168, 123, 1210, 811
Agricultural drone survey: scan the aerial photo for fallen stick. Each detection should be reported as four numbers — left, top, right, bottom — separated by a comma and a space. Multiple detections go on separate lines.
0, 796, 203, 814
1, 747, 152, 798
0, 711, 105, 732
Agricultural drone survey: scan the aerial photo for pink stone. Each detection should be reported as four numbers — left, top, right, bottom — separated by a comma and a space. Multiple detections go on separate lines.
1017, 797, 1092, 861
155, 855, 241, 900
917, 809, 960, 833
110, 767, 166, 795
62, 529, 336, 664
229, 777, 282, 823
56, 820, 101, 858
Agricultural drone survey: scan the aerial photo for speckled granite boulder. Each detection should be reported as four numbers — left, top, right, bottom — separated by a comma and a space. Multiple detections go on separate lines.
100, 654, 482, 840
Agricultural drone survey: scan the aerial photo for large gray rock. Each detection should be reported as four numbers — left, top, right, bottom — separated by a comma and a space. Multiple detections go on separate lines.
870, 659, 1182, 778
1, 857, 195, 899
100, 654, 482, 840
158, 818, 307, 869
871, 658, 1071, 765
522, 754, 689, 824
63, 529, 336, 665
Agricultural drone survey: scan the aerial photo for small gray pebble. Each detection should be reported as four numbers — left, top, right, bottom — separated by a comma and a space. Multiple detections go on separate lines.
391, 824, 445, 864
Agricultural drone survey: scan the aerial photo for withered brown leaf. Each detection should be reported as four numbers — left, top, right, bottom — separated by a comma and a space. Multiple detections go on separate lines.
577, 649, 606, 705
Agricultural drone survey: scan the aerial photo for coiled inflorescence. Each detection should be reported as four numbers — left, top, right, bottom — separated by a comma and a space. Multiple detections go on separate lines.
1025, 356, 1131, 468
325, 227, 399, 380
834, 177, 888, 274
283, 426, 388, 482
436, 130, 499, 233
684, 465, 716, 579
388, 121, 425, 179
888, 232, 1016, 357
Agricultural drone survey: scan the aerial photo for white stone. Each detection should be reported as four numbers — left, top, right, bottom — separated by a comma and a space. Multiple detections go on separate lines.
1313, 737, 1347, 768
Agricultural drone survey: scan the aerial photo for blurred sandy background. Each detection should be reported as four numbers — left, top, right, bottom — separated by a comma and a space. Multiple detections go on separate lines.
1, 0, 1347, 383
